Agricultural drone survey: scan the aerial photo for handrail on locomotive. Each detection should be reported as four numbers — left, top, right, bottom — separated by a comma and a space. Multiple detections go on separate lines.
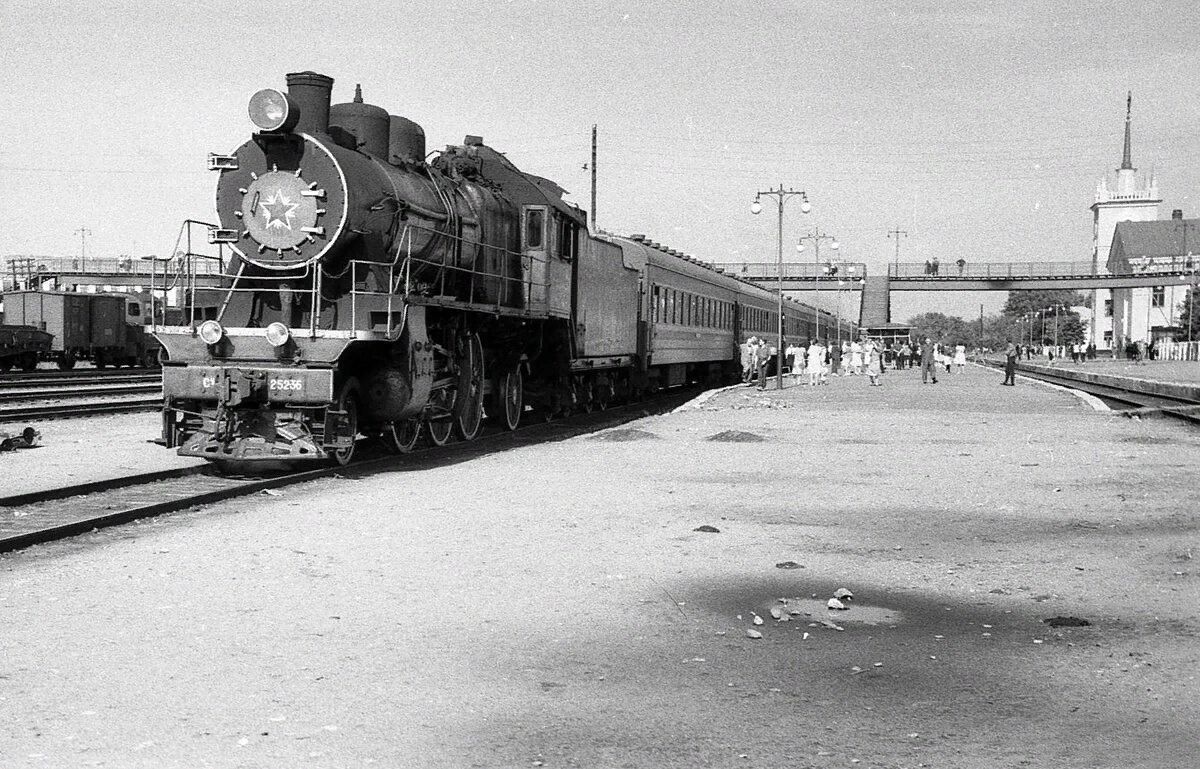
155, 220, 553, 342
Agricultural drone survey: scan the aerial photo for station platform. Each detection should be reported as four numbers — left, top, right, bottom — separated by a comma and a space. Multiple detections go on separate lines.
1050, 358, 1200, 386
1, 365, 1197, 767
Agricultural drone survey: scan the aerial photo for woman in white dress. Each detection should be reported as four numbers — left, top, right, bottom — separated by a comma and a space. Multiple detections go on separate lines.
850, 340, 863, 375
805, 338, 824, 387
953, 343, 967, 373
840, 341, 851, 376
786, 342, 803, 383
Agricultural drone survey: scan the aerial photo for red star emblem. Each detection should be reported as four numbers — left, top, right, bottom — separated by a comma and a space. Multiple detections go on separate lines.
260, 190, 299, 231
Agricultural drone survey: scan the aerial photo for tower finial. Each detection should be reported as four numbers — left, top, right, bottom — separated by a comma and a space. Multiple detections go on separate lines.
354, 84, 363, 104
1120, 91, 1134, 171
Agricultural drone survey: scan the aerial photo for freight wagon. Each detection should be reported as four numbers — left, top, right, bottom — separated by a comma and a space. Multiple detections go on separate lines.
0, 325, 53, 371
3, 291, 161, 369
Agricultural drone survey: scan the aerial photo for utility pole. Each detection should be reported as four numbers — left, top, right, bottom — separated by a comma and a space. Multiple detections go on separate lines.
887, 225, 908, 268
590, 125, 597, 232
74, 226, 93, 268
979, 303, 984, 347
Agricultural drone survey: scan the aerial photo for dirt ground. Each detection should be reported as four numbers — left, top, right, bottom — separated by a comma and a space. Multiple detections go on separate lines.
0, 365, 1197, 768
0, 414, 202, 497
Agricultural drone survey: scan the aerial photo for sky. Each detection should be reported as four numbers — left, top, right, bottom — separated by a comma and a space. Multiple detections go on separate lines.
3, 0, 1199, 321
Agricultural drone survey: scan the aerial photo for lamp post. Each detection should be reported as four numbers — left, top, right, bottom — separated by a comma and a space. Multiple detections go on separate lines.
796, 228, 839, 342
751, 186, 811, 390
833, 263, 859, 347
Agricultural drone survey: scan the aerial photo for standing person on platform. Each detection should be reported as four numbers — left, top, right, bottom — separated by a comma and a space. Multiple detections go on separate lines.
920, 336, 938, 384
786, 341, 803, 384
866, 341, 883, 386
931, 256, 940, 275
753, 338, 770, 390
741, 336, 756, 383
840, 341, 851, 376
953, 343, 967, 374
850, 338, 864, 376
820, 340, 832, 385
805, 338, 823, 387
899, 341, 912, 370
1002, 341, 1018, 386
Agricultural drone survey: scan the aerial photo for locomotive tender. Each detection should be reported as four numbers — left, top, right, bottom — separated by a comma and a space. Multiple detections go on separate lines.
157, 71, 846, 465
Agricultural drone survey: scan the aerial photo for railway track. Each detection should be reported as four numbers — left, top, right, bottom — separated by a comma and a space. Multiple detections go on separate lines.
0, 398, 163, 422
0, 367, 159, 382
0, 388, 700, 554
0, 372, 160, 389
0, 384, 161, 403
983, 360, 1200, 426
0, 370, 162, 422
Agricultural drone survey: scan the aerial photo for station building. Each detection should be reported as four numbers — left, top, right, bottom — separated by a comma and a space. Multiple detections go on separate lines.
1107, 212, 1198, 346
1089, 94, 1160, 351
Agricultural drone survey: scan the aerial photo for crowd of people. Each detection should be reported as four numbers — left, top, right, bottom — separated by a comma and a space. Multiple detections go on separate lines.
740, 335, 972, 389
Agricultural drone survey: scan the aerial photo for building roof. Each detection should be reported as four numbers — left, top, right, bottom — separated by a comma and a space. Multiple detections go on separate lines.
1108, 218, 1200, 271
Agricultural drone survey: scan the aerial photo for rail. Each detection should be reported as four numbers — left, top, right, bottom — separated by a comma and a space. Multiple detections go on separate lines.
889, 257, 1199, 279
155, 221, 552, 339
710, 262, 868, 279
709, 258, 1200, 282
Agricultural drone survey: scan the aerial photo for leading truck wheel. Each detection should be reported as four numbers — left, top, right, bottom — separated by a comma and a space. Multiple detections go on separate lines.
385, 418, 421, 454
330, 383, 360, 466
425, 386, 455, 446
499, 366, 523, 431
453, 334, 485, 441
18, 352, 38, 372
57, 354, 76, 371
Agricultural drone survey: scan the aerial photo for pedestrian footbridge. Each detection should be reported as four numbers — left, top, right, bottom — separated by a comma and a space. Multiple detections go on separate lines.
709, 258, 1200, 326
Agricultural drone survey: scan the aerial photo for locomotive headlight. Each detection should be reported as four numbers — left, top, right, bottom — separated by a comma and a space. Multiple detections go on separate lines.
265, 322, 291, 347
248, 88, 299, 132
198, 320, 224, 345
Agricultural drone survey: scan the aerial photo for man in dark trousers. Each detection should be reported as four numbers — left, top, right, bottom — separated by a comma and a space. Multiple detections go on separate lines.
1002, 341, 1018, 386
920, 336, 938, 384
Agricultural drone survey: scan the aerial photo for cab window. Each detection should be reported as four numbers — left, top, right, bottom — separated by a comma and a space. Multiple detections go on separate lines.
127, 303, 141, 317
557, 216, 578, 261
525, 209, 544, 249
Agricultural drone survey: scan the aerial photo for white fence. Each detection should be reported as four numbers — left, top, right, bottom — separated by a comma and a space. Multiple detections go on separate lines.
1154, 340, 1200, 361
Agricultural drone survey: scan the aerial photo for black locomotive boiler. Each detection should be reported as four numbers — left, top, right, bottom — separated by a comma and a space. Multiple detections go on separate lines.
156, 71, 846, 466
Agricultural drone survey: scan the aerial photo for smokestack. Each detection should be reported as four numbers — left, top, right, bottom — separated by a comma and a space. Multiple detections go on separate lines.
286, 71, 334, 134
1172, 209, 1183, 220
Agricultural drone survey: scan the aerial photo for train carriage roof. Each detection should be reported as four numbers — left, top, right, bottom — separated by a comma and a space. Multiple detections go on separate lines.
600, 231, 848, 327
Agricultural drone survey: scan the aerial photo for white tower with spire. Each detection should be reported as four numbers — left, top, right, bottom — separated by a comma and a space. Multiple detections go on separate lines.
1089, 92, 1160, 351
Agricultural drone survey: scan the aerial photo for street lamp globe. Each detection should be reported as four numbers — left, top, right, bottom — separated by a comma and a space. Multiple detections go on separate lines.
831, 240, 840, 251
799, 201, 812, 214
750, 201, 762, 215
796, 243, 804, 253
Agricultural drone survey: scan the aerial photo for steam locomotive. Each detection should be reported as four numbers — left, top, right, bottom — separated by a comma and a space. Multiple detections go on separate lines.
156, 71, 844, 466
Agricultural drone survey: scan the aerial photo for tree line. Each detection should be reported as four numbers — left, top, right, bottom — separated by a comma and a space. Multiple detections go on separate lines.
908, 287, 1200, 348
908, 290, 1089, 350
